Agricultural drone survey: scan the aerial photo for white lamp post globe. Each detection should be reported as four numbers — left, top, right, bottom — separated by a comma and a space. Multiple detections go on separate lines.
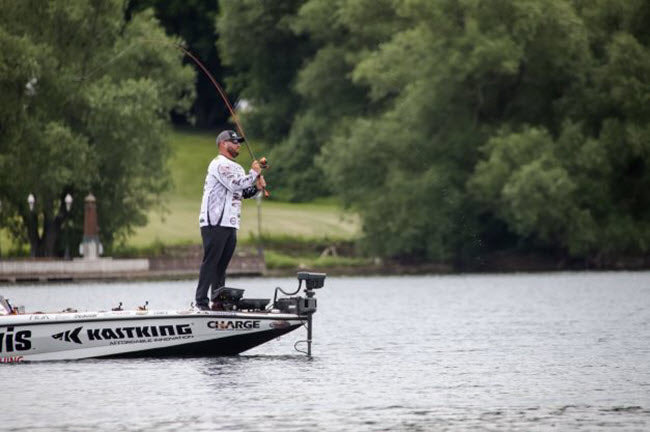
65, 194, 73, 212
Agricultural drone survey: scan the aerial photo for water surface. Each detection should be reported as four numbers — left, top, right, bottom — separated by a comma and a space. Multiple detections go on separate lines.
1, 272, 649, 431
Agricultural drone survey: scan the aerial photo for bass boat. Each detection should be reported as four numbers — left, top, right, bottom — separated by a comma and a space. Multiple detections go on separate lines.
0, 272, 325, 363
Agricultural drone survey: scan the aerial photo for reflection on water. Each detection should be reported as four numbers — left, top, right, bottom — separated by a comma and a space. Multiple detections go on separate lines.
1, 272, 649, 431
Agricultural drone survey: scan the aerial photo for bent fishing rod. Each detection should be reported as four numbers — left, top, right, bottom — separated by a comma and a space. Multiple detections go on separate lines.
74, 38, 270, 195
171, 42, 270, 195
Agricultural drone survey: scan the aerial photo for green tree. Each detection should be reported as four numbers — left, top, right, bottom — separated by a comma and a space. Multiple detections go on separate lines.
126, 0, 225, 127
218, 0, 398, 201
320, 0, 592, 260
215, 0, 650, 263
0, 0, 195, 257
321, 0, 649, 261
469, 1, 650, 261
468, 126, 600, 256
217, 0, 311, 143
267, 0, 397, 201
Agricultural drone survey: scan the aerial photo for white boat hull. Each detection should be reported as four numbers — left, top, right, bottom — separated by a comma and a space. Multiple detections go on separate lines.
0, 310, 304, 362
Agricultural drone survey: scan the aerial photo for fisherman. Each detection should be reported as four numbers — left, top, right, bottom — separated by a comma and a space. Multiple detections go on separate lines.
195, 130, 265, 310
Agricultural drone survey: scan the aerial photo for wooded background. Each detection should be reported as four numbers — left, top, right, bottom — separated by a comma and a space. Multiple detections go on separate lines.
0, 0, 648, 266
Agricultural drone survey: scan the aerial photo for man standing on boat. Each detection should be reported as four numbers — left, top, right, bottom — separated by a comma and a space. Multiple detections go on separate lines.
195, 130, 265, 310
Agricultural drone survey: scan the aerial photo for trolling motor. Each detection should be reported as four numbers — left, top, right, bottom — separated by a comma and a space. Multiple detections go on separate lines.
273, 272, 326, 356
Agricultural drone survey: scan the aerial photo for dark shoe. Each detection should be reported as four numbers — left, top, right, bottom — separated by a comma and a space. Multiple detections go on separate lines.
196, 304, 210, 311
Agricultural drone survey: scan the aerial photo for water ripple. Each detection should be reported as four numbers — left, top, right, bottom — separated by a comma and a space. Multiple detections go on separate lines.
1, 272, 650, 430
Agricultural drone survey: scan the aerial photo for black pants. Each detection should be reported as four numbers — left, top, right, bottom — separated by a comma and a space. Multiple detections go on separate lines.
195, 225, 237, 308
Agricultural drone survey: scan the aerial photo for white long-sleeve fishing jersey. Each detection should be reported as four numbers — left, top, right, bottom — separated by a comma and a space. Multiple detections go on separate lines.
198, 155, 259, 229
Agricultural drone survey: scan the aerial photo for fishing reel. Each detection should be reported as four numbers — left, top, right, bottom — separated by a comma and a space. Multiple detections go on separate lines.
257, 156, 270, 197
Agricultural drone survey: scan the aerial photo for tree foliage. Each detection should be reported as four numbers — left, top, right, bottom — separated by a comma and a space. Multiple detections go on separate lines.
217, 0, 311, 143
0, 0, 195, 256
126, 0, 225, 127
217, 0, 649, 263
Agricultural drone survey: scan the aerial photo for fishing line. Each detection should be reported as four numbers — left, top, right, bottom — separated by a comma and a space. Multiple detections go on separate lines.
71, 39, 250, 152
145, 39, 268, 193
72, 38, 268, 193
167, 42, 257, 161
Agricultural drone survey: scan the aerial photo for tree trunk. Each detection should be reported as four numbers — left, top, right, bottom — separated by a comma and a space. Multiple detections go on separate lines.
43, 212, 63, 257
26, 209, 64, 258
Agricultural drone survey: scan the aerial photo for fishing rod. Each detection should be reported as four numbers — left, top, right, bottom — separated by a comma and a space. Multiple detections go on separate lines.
74, 38, 270, 194
169, 42, 270, 195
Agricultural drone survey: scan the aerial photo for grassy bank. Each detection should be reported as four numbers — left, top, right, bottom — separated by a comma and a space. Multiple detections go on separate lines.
126, 197, 359, 247
125, 128, 360, 249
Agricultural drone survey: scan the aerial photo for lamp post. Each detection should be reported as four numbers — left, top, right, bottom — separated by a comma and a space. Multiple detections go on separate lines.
27, 194, 35, 257
64, 194, 73, 260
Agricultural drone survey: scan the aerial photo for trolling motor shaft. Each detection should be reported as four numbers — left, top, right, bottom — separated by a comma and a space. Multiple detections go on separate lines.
273, 272, 326, 356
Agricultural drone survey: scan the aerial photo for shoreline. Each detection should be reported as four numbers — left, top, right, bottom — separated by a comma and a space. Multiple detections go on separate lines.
1, 252, 648, 284
4, 266, 649, 286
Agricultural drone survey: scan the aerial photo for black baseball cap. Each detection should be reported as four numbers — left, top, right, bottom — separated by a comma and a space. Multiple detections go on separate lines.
216, 130, 245, 144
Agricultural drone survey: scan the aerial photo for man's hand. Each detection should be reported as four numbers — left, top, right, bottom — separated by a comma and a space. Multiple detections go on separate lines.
256, 175, 266, 189
251, 160, 262, 174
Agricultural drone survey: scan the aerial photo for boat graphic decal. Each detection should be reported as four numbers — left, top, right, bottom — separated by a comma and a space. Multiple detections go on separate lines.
207, 320, 260, 330
269, 320, 290, 329
0, 356, 24, 363
52, 327, 83, 344
73, 313, 97, 319
0, 327, 32, 352
87, 324, 192, 341
49, 323, 195, 345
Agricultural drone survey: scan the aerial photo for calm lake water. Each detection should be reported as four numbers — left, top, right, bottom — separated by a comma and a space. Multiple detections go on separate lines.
1, 272, 649, 431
